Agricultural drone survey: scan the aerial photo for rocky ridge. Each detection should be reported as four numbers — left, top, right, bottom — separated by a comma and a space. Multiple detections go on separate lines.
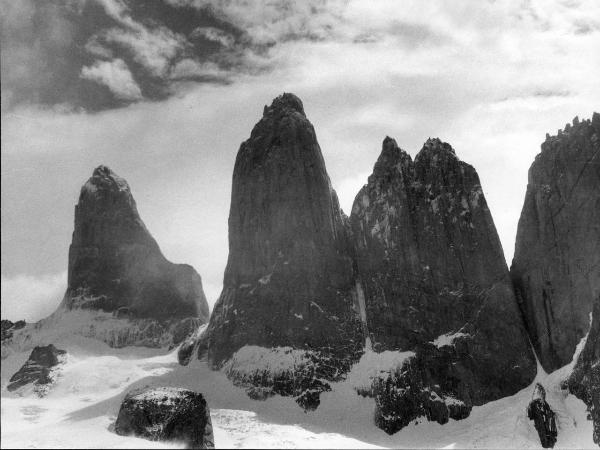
511, 114, 600, 372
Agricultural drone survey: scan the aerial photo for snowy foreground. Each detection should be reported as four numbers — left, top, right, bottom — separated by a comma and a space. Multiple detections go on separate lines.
1, 333, 595, 449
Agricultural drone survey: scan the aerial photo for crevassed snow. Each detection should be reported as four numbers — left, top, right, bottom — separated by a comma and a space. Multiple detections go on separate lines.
431, 332, 469, 348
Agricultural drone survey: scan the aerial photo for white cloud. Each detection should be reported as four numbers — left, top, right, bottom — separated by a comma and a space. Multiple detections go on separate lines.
93, 0, 187, 77
80, 59, 142, 100
191, 26, 235, 47
102, 26, 186, 77
1, 272, 66, 322
169, 59, 229, 80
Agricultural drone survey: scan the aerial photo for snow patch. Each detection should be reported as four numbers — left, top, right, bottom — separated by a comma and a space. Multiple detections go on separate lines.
431, 332, 469, 348
345, 347, 415, 394
223, 346, 314, 380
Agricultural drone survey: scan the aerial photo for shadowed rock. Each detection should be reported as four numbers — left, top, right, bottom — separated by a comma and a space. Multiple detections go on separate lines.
511, 114, 600, 371
203, 93, 364, 407
115, 386, 214, 449
527, 383, 558, 448
1, 319, 26, 341
7, 344, 66, 394
566, 300, 600, 446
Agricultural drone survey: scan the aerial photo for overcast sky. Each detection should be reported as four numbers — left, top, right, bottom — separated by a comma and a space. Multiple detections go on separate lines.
1, 0, 599, 321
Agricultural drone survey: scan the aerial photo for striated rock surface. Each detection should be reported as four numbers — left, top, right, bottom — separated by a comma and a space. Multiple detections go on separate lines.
115, 386, 214, 449
511, 114, 600, 371
567, 300, 600, 446
527, 383, 558, 448
7, 344, 66, 395
204, 93, 364, 407
350, 137, 536, 430
61, 165, 209, 323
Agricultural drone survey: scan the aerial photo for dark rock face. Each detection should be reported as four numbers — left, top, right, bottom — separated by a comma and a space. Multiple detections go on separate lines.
204, 93, 364, 405
511, 114, 600, 372
527, 383, 558, 448
372, 346, 472, 434
115, 387, 214, 449
350, 137, 536, 413
567, 300, 600, 446
1, 319, 26, 341
7, 344, 66, 393
60, 165, 209, 322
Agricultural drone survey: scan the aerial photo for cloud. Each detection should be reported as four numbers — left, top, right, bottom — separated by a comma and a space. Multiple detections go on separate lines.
1, 272, 66, 322
81, 59, 142, 100
191, 26, 235, 47
101, 26, 186, 77
169, 59, 230, 80
2, 0, 599, 322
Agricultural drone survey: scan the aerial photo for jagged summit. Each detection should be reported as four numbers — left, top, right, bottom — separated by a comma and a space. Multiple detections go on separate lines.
83, 165, 130, 195
350, 135, 536, 431
263, 92, 305, 116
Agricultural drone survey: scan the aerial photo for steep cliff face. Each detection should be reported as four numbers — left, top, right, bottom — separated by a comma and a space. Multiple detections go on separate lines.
61, 165, 209, 323
567, 300, 599, 445
511, 114, 600, 372
350, 137, 536, 423
204, 94, 363, 404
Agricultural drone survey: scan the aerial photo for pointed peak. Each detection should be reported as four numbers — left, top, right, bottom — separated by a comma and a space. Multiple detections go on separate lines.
84, 165, 130, 195
372, 136, 412, 176
263, 93, 305, 117
382, 136, 398, 149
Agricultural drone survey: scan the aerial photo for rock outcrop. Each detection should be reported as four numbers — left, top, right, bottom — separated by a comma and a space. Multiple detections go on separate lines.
350, 137, 536, 431
567, 300, 600, 446
115, 386, 214, 449
7, 344, 66, 395
511, 114, 600, 371
61, 165, 209, 323
1, 319, 26, 341
203, 93, 364, 407
527, 383, 558, 448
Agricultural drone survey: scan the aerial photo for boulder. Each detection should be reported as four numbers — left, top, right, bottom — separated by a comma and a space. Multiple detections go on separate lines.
350, 137, 536, 431
203, 94, 364, 407
511, 114, 600, 371
567, 300, 600, 446
7, 344, 66, 394
527, 383, 558, 448
115, 387, 214, 449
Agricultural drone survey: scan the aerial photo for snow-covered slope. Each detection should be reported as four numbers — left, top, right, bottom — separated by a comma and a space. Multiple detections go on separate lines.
1, 309, 198, 360
1, 331, 595, 449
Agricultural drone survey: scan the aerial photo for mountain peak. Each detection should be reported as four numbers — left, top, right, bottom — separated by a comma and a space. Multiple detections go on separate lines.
83, 165, 130, 196
264, 93, 305, 117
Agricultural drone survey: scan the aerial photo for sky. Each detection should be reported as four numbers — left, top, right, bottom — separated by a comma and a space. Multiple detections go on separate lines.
1, 0, 599, 322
